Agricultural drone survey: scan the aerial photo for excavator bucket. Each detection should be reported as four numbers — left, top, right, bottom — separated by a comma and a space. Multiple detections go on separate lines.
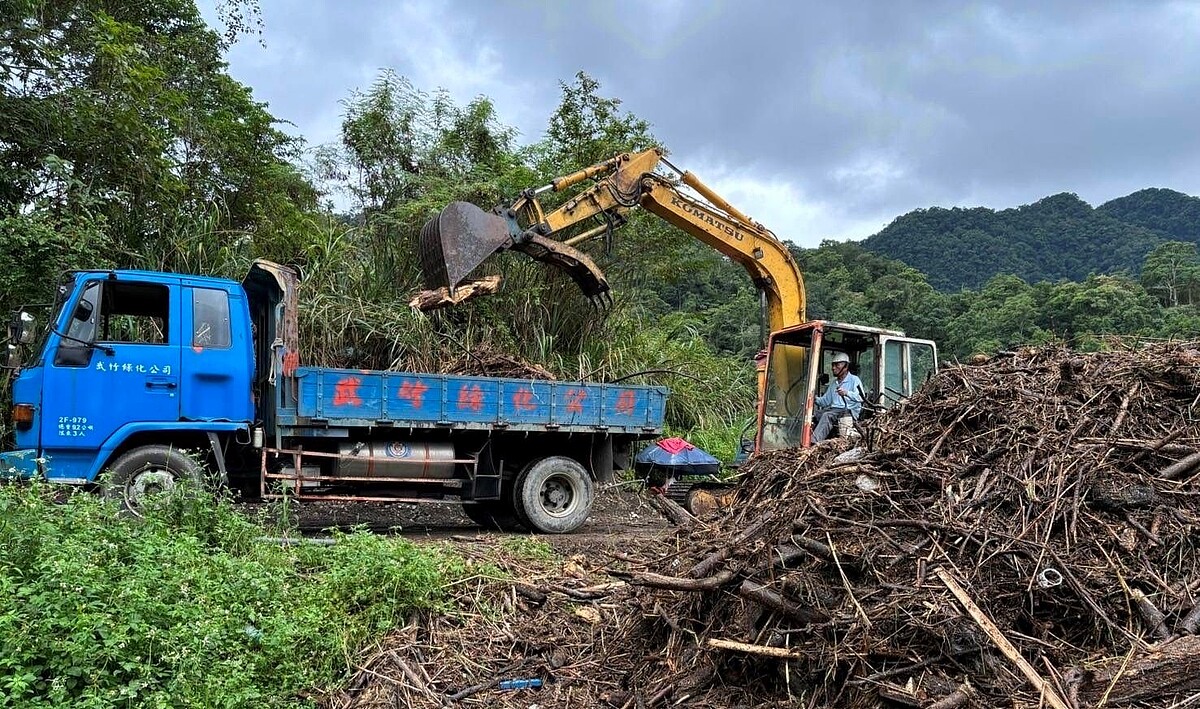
419, 201, 514, 292
419, 201, 613, 304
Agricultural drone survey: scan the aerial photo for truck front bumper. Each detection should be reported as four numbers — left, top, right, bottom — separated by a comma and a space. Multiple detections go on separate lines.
0, 449, 41, 479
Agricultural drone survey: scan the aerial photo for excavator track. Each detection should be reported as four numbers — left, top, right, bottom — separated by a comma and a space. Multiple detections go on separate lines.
662, 477, 738, 517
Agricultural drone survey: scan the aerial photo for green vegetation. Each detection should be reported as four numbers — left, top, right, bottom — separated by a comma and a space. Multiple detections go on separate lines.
0, 482, 461, 708
1097, 188, 1200, 244
498, 535, 555, 561
4, 2, 1200, 706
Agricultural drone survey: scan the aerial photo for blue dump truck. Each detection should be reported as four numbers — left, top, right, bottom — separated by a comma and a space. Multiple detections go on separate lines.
1, 260, 667, 533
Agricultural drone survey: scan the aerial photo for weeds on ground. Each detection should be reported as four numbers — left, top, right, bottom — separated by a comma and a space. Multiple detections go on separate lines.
0, 481, 462, 708
498, 536, 555, 562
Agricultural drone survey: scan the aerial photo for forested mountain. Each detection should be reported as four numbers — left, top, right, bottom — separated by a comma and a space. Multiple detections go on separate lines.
861, 192, 1177, 291
1097, 188, 1200, 243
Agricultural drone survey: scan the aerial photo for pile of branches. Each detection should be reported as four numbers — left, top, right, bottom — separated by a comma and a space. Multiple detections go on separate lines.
608, 342, 1200, 708
324, 538, 661, 709
442, 344, 557, 380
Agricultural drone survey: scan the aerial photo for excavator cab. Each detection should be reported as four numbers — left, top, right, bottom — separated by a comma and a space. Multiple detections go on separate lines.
757, 321, 938, 452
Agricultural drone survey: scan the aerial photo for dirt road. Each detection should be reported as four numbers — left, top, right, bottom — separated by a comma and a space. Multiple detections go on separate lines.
244, 482, 674, 555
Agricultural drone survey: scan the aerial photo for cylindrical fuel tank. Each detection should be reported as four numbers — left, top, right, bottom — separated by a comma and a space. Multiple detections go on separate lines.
335, 441, 457, 479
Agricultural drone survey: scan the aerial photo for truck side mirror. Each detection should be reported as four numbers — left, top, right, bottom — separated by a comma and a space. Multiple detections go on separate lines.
72, 301, 93, 322
15, 311, 36, 344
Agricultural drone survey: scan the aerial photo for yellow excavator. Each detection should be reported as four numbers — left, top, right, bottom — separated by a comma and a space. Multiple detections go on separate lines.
419, 147, 937, 459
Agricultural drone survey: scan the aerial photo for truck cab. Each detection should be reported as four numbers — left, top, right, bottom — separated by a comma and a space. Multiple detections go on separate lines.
3, 268, 255, 484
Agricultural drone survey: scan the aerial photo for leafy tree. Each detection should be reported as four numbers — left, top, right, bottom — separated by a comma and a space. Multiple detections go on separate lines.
0, 213, 112, 315
943, 274, 1054, 357
1140, 241, 1200, 307
0, 0, 316, 280
1041, 275, 1161, 346
324, 71, 523, 217
1159, 305, 1200, 340
537, 71, 655, 174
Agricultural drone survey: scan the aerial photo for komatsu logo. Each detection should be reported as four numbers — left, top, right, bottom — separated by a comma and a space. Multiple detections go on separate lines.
670, 196, 745, 241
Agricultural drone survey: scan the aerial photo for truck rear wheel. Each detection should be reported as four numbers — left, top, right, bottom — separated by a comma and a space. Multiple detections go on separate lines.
103, 444, 204, 517
514, 456, 593, 534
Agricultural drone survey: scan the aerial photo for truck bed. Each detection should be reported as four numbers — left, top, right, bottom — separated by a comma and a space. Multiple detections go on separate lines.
277, 367, 668, 434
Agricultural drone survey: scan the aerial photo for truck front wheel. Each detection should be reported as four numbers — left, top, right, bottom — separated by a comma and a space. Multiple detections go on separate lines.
103, 445, 204, 517
514, 456, 593, 534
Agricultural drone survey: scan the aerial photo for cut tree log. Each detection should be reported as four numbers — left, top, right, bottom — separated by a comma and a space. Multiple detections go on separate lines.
647, 490, 698, 527
618, 569, 735, 592
1159, 451, 1200, 481
738, 579, 828, 624
1179, 603, 1200, 635
688, 517, 772, 578
705, 638, 803, 659
409, 275, 502, 311
926, 685, 971, 709
1131, 588, 1170, 639
1075, 635, 1200, 705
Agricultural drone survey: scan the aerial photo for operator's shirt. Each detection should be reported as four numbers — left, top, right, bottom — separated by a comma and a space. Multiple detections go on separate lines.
815, 372, 864, 419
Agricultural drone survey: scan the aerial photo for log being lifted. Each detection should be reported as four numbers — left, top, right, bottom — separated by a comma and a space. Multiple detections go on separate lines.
1075, 635, 1200, 705
410, 275, 502, 311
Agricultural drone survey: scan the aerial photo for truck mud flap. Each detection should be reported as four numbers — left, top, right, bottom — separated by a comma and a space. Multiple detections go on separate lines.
467, 441, 503, 500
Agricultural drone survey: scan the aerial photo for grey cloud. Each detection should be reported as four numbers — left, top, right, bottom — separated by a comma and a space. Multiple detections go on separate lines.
215, 0, 1200, 236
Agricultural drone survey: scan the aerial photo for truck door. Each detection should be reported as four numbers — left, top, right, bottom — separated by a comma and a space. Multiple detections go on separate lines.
180, 284, 253, 422
38, 276, 182, 480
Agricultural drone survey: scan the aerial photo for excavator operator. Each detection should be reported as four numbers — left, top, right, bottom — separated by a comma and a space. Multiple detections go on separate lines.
811, 352, 863, 443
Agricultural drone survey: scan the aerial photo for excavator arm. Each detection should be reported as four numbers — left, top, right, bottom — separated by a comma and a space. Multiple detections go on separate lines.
419, 147, 806, 332
419, 146, 939, 469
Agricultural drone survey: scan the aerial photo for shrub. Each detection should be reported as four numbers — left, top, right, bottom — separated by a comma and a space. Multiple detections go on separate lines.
0, 482, 458, 708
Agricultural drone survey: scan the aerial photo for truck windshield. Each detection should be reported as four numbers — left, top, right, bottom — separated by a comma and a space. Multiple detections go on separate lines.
759, 337, 813, 451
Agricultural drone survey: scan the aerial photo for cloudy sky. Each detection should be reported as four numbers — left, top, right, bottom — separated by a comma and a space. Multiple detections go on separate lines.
201, 0, 1200, 248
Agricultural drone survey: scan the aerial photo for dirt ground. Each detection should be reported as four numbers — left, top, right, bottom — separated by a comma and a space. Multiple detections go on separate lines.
240, 481, 674, 555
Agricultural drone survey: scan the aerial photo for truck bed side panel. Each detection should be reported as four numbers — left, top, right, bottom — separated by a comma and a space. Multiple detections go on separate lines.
284, 367, 666, 433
